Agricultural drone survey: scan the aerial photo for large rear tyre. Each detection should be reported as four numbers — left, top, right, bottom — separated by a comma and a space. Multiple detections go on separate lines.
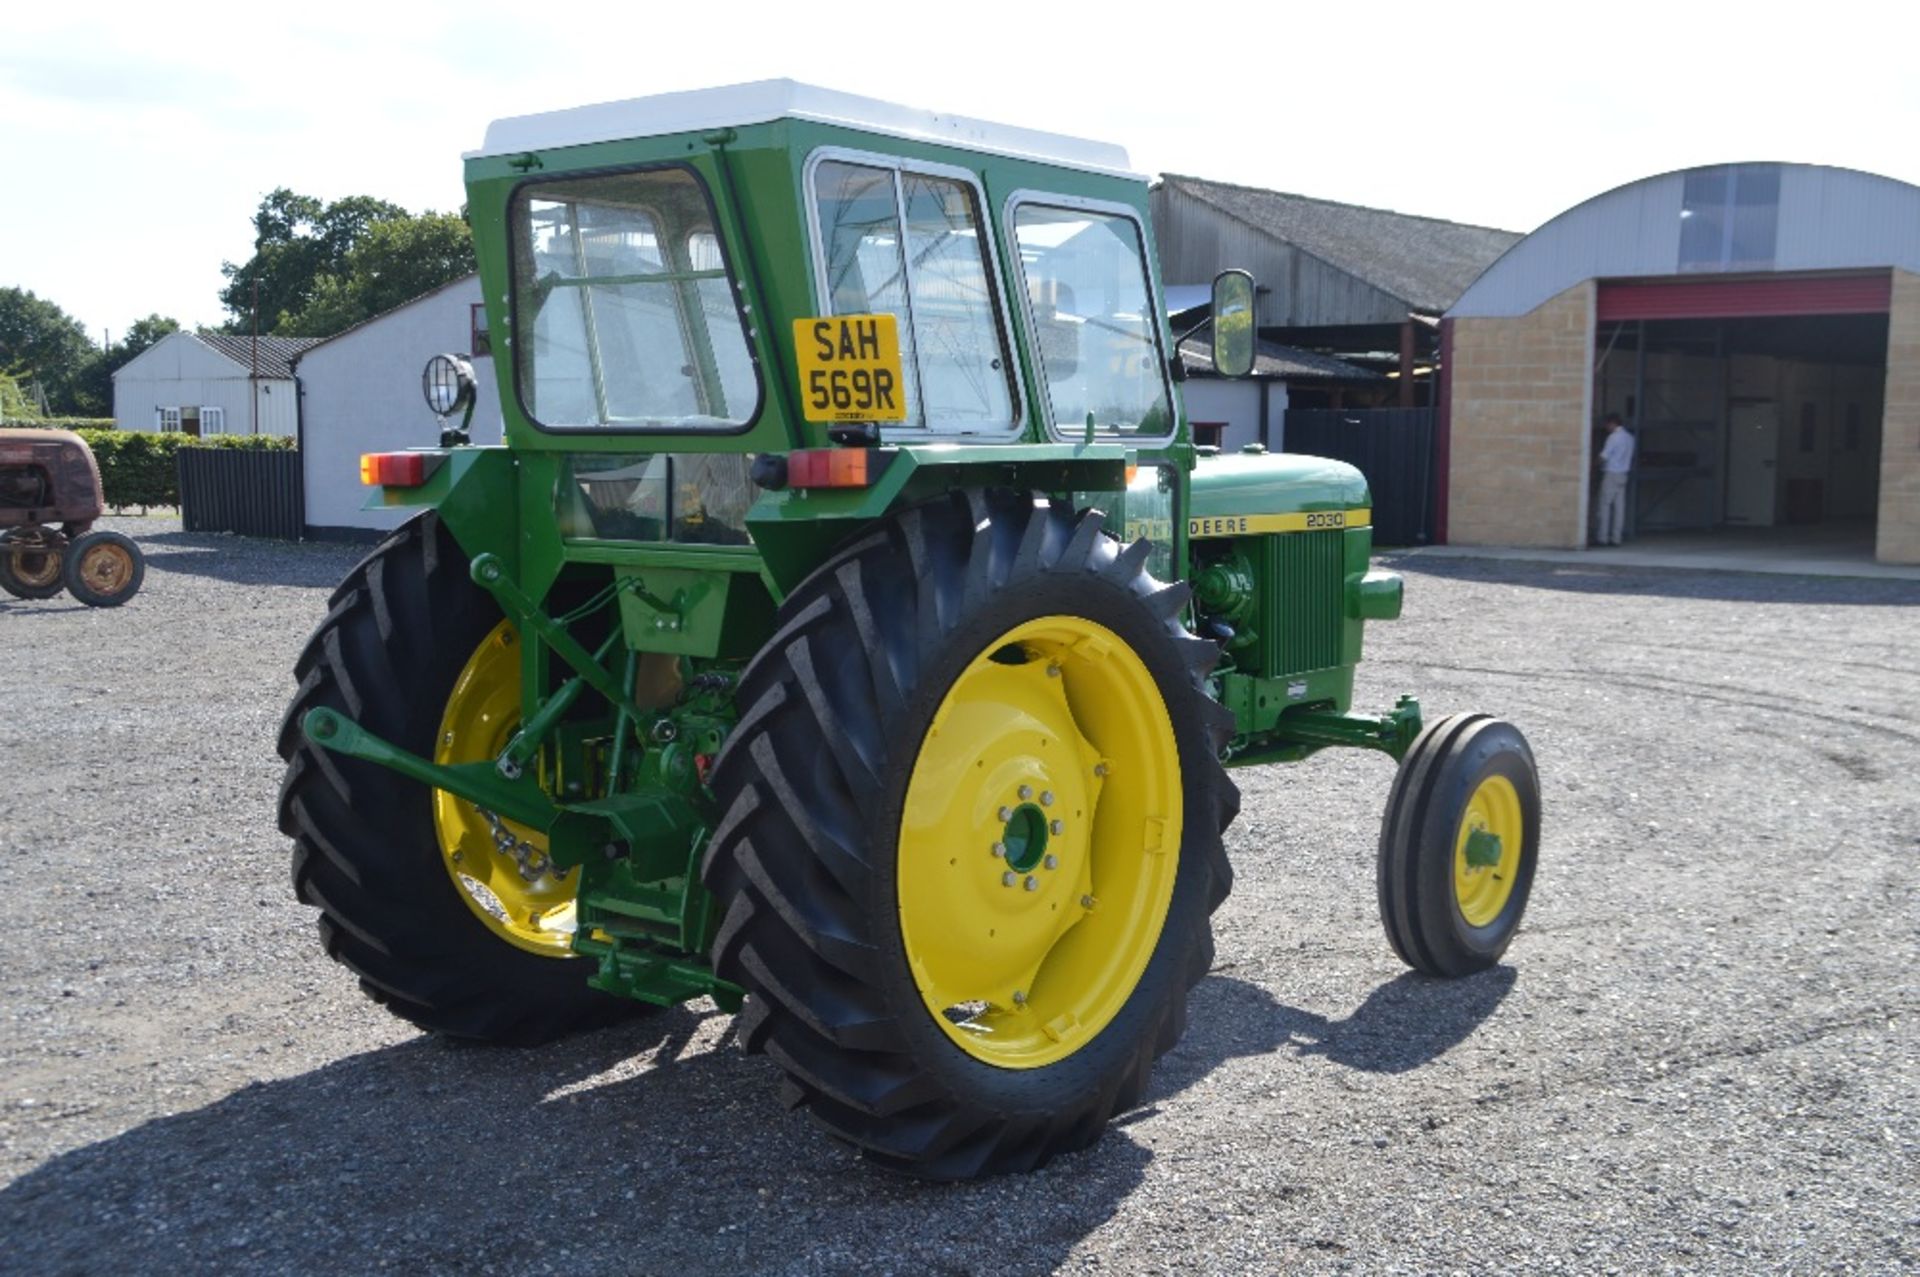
63, 530, 144, 606
1378, 713, 1540, 977
0, 527, 68, 600
703, 491, 1238, 1179
276, 512, 636, 1043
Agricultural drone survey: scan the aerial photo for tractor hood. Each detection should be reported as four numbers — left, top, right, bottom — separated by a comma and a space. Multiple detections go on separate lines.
1187, 450, 1371, 524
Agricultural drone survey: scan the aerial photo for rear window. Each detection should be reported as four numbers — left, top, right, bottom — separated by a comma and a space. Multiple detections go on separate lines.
512, 166, 761, 432
809, 155, 1019, 433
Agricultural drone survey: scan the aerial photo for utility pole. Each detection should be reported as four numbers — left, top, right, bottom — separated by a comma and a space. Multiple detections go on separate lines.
251, 276, 261, 435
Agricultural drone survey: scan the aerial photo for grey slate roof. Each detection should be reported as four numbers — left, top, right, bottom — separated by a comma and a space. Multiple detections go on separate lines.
194, 334, 324, 380
1178, 335, 1381, 382
1159, 175, 1522, 314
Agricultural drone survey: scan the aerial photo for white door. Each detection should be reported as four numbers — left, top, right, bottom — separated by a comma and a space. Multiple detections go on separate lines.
1725, 401, 1778, 526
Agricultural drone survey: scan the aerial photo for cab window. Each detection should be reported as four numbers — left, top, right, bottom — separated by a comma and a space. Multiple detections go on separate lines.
512, 166, 760, 431
1011, 202, 1173, 438
810, 157, 1017, 432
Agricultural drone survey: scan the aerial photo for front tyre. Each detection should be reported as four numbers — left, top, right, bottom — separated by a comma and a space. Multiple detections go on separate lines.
275, 513, 633, 1043
703, 491, 1238, 1179
63, 530, 144, 606
1377, 713, 1540, 977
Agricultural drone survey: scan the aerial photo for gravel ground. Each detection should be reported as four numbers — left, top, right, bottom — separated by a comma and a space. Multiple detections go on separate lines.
1, 517, 1916, 1275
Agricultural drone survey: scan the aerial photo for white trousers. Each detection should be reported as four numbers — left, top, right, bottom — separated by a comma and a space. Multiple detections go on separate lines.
1598, 472, 1629, 545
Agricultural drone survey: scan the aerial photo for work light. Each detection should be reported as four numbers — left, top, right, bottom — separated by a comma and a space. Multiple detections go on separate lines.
422, 353, 476, 418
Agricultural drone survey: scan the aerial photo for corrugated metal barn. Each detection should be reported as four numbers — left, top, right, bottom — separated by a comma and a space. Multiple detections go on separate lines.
1442, 163, 1920, 566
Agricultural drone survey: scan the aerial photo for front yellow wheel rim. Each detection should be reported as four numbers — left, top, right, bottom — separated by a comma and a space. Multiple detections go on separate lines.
897, 616, 1183, 1069
433, 620, 578, 956
1453, 774, 1523, 928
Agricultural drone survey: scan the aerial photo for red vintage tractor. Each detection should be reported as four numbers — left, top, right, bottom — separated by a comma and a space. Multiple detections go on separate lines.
0, 429, 144, 607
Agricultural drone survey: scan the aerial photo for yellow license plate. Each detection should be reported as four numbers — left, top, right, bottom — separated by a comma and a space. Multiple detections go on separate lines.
793, 314, 907, 423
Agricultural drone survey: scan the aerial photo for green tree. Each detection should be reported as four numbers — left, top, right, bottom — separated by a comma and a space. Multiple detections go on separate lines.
281, 212, 476, 336
220, 189, 470, 335
119, 313, 182, 361
0, 287, 102, 415
0, 370, 35, 418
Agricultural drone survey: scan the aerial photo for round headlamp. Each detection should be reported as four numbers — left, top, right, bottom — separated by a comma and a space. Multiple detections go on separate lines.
422, 353, 476, 418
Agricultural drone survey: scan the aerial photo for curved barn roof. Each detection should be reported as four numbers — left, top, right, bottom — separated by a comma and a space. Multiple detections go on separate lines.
1449, 163, 1920, 319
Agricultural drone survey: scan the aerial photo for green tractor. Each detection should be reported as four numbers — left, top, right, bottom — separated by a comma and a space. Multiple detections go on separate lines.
278, 81, 1539, 1179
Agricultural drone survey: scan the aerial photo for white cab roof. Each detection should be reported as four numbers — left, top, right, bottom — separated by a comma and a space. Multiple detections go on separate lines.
470, 79, 1136, 176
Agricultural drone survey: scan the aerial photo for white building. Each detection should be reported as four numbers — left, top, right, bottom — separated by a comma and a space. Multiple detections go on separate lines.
294, 274, 501, 537
112, 332, 318, 437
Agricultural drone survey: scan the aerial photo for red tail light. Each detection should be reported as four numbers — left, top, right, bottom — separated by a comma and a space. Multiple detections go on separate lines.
786, 448, 889, 489
360, 452, 443, 487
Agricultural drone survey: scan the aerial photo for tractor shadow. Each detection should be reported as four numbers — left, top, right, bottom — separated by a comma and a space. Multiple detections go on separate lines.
1151, 966, 1519, 1098
0, 1004, 1146, 1276
0, 971, 1513, 1274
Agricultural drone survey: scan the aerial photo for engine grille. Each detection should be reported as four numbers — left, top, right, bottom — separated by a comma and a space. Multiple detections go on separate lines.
1255, 531, 1345, 678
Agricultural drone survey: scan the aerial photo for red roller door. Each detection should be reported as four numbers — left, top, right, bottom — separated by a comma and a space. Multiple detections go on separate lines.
1597, 272, 1892, 322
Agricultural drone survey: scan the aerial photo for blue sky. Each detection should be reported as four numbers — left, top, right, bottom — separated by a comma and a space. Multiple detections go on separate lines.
5, 0, 1917, 340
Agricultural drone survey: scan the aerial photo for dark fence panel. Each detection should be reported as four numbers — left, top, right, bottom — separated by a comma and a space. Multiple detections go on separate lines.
177, 448, 304, 540
1282, 408, 1436, 546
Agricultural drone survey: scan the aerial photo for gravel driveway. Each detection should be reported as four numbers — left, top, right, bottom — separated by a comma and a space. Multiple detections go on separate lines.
2, 518, 1915, 1275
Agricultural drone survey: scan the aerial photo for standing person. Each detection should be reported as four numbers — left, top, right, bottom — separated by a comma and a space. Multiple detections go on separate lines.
1596, 412, 1636, 546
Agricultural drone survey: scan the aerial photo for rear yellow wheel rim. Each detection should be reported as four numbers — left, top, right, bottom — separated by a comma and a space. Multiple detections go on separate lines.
433, 620, 577, 956
1452, 774, 1523, 928
897, 616, 1182, 1069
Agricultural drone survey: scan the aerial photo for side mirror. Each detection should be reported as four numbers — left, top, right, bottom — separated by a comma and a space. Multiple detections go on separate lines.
1210, 269, 1256, 380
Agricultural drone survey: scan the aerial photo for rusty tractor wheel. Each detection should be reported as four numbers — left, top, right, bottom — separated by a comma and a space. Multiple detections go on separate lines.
0, 527, 69, 600
63, 530, 145, 607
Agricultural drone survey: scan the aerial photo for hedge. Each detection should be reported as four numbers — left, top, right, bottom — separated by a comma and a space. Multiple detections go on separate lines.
0, 422, 295, 510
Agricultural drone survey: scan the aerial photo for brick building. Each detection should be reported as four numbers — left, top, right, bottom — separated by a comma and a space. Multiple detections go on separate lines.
1441, 163, 1920, 565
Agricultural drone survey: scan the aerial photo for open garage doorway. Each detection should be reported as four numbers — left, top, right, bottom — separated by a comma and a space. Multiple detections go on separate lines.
1593, 308, 1889, 567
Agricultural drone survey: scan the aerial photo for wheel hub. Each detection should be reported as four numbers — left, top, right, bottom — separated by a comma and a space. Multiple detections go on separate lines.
1452, 774, 1523, 927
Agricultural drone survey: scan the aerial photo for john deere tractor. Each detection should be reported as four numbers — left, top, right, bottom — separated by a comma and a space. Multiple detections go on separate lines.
278, 81, 1539, 1179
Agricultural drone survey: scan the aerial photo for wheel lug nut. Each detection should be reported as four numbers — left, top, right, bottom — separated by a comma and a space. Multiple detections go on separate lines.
998, 806, 1013, 822
1018, 785, 1033, 800
1080, 894, 1095, 909
1024, 876, 1039, 891
1043, 854, 1058, 870
1050, 819, 1064, 836
1012, 990, 1027, 1005
991, 841, 1006, 858
1040, 791, 1054, 807
1002, 871, 1016, 887
1046, 663, 1061, 678
1094, 762, 1109, 777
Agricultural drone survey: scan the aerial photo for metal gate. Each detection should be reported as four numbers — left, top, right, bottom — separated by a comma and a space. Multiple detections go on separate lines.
1282, 408, 1436, 546
177, 447, 305, 540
